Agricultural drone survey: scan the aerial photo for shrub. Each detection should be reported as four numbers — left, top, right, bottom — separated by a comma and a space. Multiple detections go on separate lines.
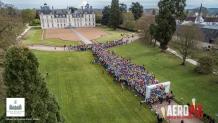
30, 19, 40, 26
195, 56, 213, 74
210, 74, 218, 83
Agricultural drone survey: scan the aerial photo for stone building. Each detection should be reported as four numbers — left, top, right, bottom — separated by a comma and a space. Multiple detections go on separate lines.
39, 3, 95, 29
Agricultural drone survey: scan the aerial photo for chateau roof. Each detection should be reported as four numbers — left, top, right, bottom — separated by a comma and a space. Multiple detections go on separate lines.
40, 3, 93, 16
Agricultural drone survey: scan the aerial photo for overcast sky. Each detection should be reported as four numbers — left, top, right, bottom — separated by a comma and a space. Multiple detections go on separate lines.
1, 0, 218, 9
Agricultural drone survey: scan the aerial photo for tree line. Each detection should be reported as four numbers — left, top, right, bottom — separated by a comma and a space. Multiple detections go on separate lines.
0, 2, 64, 122
0, 2, 39, 50
101, 0, 144, 30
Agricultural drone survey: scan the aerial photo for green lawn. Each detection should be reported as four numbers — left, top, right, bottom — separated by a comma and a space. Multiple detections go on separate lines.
34, 51, 157, 123
22, 27, 81, 46
95, 26, 133, 43
111, 41, 218, 121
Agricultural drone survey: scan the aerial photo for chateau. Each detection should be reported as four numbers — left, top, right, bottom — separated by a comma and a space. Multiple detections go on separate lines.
39, 3, 96, 29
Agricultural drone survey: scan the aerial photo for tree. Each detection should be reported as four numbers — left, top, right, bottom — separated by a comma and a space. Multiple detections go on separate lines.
69, 7, 77, 13
109, 0, 121, 29
0, 2, 24, 115
120, 3, 127, 13
209, 40, 218, 69
95, 11, 103, 24
119, 3, 127, 24
136, 15, 155, 44
29, 18, 40, 26
176, 25, 202, 65
149, 24, 157, 47
154, 0, 186, 51
215, 38, 218, 45
122, 12, 136, 31
101, 6, 111, 25
152, 9, 156, 15
129, 2, 143, 20
21, 9, 36, 23
195, 56, 213, 74
0, 3, 25, 116
1, 46, 63, 123
0, 3, 24, 49
210, 74, 218, 83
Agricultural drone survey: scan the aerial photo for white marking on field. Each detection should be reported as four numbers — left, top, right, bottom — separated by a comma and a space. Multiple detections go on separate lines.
71, 29, 92, 44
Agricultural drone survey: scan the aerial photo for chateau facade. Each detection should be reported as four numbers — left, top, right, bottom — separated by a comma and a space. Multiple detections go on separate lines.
39, 3, 96, 29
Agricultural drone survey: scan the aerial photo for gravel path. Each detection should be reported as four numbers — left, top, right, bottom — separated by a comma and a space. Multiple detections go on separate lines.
28, 45, 65, 52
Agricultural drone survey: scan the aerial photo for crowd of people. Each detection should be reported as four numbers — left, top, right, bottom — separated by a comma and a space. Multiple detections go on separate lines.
65, 44, 92, 51
146, 85, 167, 104
99, 39, 130, 49
63, 37, 133, 51
62, 34, 169, 104
92, 44, 168, 104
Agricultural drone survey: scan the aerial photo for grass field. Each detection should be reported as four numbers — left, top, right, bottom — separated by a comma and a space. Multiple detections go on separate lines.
111, 41, 218, 121
22, 27, 81, 46
34, 51, 157, 123
95, 26, 133, 43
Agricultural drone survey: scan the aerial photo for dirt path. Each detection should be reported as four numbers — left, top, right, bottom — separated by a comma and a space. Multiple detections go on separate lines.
28, 45, 65, 52
16, 25, 31, 41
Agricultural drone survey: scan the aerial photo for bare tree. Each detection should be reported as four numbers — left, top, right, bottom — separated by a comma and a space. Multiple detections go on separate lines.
136, 15, 155, 44
176, 25, 203, 65
0, 2, 23, 49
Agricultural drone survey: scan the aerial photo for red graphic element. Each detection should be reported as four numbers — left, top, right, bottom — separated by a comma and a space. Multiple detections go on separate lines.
189, 104, 203, 119
166, 103, 203, 119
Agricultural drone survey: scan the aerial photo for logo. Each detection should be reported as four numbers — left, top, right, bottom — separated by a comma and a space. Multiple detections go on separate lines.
6, 98, 25, 117
161, 98, 203, 119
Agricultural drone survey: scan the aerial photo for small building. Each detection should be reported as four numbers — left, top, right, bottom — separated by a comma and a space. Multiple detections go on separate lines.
184, 4, 218, 26
180, 4, 218, 43
39, 3, 96, 29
